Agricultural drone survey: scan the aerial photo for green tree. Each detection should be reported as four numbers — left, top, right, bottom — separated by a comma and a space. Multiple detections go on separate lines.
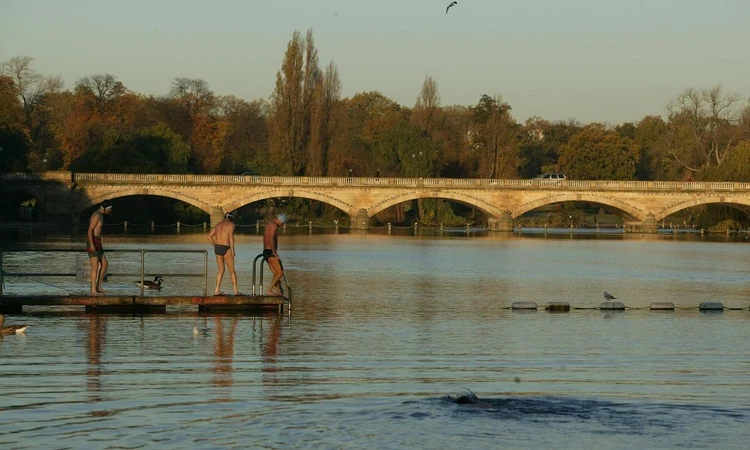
375, 122, 435, 178
71, 124, 190, 173
335, 91, 407, 177
664, 86, 748, 176
699, 140, 750, 182
558, 124, 639, 180
633, 116, 668, 180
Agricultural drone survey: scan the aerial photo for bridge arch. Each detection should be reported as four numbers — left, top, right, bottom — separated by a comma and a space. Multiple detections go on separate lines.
0, 185, 46, 221
512, 193, 647, 222
224, 188, 358, 217
657, 196, 750, 221
366, 190, 505, 218
78, 188, 215, 215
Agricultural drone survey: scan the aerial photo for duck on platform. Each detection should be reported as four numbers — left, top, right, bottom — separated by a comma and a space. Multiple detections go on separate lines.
135, 276, 164, 289
0, 314, 28, 335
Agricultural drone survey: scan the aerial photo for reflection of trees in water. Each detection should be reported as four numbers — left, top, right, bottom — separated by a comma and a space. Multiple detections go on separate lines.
86, 315, 107, 403
213, 316, 238, 388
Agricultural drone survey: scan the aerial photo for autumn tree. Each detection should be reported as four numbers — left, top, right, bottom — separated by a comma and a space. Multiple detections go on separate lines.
332, 91, 407, 177
411, 74, 440, 137
0, 56, 63, 169
217, 95, 270, 173
0, 76, 31, 171
558, 124, 639, 180
470, 94, 520, 178
167, 77, 227, 173
435, 105, 472, 178
75, 74, 126, 112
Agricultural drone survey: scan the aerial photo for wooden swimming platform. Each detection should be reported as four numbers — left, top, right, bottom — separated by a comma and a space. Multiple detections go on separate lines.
0, 248, 293, 314
0, 294, 288, 314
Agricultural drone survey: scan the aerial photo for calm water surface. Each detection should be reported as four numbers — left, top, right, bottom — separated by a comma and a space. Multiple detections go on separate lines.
1, 229, 749, 448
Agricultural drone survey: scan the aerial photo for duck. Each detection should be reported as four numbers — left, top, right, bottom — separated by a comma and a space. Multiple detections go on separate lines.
193, 325, 211, 335
0, 314, 28, 335
135, 276, 164, 289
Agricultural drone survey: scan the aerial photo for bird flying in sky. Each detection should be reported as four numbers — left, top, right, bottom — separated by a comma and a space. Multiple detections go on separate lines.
446, 1, 458, 14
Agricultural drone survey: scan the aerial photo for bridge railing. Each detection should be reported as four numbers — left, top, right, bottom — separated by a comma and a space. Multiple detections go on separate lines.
3, 172, 750, 191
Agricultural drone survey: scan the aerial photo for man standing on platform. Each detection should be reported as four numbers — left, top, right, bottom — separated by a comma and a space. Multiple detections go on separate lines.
208, 212, 240, 296
263, 214, 287, 296
88, 200, 113, 295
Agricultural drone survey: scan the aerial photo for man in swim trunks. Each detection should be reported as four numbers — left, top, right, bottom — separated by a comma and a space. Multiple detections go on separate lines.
88, 200, 113, 295
208, 212, 240, 296
263, 213, 287, 296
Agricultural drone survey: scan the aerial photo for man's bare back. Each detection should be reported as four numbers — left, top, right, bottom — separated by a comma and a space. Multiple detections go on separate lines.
208, 214, 239, 295
211, 220, 235, 247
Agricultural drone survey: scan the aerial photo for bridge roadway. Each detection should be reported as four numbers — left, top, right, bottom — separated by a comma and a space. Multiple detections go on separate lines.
2, 171, 749, 233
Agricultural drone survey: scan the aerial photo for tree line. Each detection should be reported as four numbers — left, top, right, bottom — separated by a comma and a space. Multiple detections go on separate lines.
1, 29, 749, 227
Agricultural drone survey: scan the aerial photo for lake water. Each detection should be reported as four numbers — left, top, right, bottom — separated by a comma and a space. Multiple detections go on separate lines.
1, 229, 749, 449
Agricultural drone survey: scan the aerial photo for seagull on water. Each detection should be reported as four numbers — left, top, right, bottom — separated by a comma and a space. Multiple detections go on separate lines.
603, 292, 617, 301
446, 1, 458, 14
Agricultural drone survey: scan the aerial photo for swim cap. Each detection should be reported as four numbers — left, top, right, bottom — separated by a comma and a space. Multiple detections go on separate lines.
101, 199, 112, 210
225, 212, 234, 221
277, 213, 287, 224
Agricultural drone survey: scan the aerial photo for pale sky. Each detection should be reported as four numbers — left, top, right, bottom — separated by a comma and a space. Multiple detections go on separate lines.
1, 0, 748, 124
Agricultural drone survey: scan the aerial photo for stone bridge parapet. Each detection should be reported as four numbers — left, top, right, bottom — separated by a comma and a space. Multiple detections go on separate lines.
2, 172, 749, 232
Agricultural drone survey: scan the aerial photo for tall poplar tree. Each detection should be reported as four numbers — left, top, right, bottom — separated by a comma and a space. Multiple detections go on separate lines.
268, 29, 321, 175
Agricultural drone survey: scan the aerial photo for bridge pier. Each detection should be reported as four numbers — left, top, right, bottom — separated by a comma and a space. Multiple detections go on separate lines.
639, 212, 658, 234
350, 208, 370, 230
625, 213, 658, 233
210, 207, 225, 228
488, 211, 514, 232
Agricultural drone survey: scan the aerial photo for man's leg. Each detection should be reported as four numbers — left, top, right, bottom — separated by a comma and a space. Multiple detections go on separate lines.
96, 255, 109, 293
89, 256, 100, 295
224, 251, 240, 295
266, 257, 284, 296
214, 255, 225, 295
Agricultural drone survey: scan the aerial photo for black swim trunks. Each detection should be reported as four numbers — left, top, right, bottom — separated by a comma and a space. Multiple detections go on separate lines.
214, 244, 231, 256
263, 249, 274, 260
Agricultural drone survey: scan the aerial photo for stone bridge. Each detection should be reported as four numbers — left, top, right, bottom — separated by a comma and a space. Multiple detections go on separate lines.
2, 171, 749, 232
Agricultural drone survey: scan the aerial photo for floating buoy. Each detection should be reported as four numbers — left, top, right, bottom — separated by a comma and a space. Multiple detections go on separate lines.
545, 302, 570, 312
650, 302, 675, 310
511, 301, 538, 310
699, 302, 724, 311
600, 301, 625, 310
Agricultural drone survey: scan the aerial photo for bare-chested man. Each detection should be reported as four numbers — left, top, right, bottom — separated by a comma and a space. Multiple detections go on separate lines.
87, 200, 113, 295
208, 212, 240, 296
263, 214, 287, 296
